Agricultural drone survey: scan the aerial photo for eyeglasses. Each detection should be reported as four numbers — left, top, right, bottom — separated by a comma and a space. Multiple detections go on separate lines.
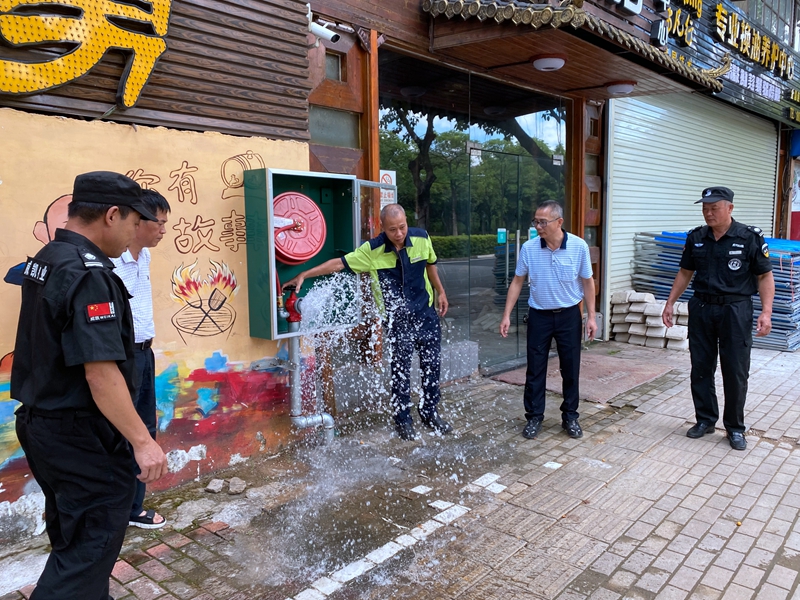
532, 217, 560, 228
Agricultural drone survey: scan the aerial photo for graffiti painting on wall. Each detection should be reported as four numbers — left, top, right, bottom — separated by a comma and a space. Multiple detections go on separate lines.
171, 259, 240, 342
220, 151, 265, 199
0, 148, 291, 507
0, 0, 173, 108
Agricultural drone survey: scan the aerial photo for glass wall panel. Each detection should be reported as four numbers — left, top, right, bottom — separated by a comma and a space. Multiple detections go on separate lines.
378, 50, 568, 366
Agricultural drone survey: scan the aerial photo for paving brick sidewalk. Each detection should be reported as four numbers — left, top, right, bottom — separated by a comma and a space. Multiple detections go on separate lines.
4, 342, 800, 599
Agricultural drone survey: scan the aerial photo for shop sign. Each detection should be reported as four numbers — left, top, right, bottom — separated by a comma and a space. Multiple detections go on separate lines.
0, 0, 173, 108
724, 64, 783, 101
651, 0, 698, 48
605, 0, 644, 16
787, 90, 800, 124
714, 4, 795, 79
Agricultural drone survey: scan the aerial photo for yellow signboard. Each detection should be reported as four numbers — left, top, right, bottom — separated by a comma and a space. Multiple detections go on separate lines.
0, 0, 172, 108
714, 3, 794, 80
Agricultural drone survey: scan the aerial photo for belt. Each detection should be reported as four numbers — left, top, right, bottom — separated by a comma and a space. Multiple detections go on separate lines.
23, 406, 101, 418
694, 293, 751, 305
532, 305, 577, 313
135, 339, 153, 351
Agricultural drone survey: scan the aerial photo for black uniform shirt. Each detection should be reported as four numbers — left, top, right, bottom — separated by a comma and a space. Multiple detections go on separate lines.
679, 219, 772, 296
11, 229, 137, 410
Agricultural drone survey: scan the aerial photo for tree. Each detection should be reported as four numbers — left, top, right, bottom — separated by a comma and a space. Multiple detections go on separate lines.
379, 129, 417, 213
429, 130, 470, 235
379, 102, 565, 235
380, 107, 438, 230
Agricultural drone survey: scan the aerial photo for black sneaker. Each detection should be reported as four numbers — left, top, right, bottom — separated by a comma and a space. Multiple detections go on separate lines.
562, 419, 583, 439
421, 413, 453, 435
395, 421, 419, 441
522, 417, 543, 439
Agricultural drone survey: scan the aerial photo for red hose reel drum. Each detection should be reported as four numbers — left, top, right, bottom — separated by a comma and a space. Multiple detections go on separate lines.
273, 191, 327, 265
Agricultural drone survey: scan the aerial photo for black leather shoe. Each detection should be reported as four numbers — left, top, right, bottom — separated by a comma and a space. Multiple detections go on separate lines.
727, 431, 747, 451
687, 422, 715, 438
421, 413, 453, 434
562, 419, 583, 439
395, 421, 419, 441
523, 417, 543, 439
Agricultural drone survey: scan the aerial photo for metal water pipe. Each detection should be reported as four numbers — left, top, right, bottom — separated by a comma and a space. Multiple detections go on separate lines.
281, 287, 335, 442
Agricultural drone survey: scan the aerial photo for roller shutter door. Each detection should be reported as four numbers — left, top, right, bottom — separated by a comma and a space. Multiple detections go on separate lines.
604, 92, 777, 324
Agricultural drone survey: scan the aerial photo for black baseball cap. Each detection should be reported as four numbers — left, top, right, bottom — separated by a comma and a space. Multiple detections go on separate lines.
695, 186, 734, 203
71, 171, 157, 221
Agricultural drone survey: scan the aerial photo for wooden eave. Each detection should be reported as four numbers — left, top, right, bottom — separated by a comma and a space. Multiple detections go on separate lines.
422, 0, 725, 93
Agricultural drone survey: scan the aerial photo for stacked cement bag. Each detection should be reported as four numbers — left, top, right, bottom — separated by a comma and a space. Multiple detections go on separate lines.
610, 290, 689, 351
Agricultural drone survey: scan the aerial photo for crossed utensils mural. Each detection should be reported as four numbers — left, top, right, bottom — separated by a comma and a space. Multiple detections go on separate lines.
171, 259, 240, 342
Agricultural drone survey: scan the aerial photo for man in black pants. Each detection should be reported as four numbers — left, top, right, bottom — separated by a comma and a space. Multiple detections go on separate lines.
111, 189, 171, 529
500, 201, 597, 440
12, 172, 168, 600
663, 186, 774, 451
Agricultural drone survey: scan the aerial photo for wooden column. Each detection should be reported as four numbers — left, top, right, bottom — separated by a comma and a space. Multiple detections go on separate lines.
567, 97, 587, 236
365, 29, 381, 183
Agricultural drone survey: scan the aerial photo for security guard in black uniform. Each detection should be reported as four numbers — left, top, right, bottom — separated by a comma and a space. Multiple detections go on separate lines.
12, 172, 168, 600
663, 186, 775, 451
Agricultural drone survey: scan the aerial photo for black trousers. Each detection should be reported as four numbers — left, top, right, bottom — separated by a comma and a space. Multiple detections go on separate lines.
523, 305, 582, 422
688, 296, 753, 433
16, 405, 134, 600
131, 347, 157, 519
388, 308, 442, 426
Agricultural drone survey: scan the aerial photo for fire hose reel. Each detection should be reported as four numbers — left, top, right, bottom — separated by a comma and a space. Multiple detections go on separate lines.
273, 191, 327, 265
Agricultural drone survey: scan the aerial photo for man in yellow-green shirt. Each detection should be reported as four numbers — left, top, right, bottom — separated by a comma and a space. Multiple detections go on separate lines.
283, 204, 450, 441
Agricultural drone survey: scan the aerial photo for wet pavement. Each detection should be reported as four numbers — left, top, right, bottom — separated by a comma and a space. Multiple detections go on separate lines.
3, 341, 800, 599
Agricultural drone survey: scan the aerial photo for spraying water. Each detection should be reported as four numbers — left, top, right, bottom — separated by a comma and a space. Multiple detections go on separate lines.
297, 272, 389, 413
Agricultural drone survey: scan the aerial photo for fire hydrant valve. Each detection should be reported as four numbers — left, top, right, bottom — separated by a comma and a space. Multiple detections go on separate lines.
284, 288, 302, 323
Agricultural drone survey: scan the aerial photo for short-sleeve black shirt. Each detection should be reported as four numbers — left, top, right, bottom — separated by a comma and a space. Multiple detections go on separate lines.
679, 219, 772, 296
11, 229, 137, 410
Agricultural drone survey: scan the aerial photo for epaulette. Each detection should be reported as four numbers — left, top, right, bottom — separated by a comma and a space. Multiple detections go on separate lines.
687, 225, 706, 238
747, 226, 770, 257
78, 247, 105, 268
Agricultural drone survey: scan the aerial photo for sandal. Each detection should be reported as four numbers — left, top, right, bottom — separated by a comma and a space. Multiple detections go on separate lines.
128, 509, 167, 529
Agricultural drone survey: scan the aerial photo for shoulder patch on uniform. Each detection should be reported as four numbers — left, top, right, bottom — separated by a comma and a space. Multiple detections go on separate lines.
79, 247, 104, 268
762, 242, 769, 258
86, 302, 117, 323
22, 257, 50, 285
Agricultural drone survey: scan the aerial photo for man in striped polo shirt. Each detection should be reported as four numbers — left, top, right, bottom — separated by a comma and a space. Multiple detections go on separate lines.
500, 201, 597, 440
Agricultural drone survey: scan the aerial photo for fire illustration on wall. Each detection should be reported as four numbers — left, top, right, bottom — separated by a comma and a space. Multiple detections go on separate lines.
171, 260, 240, 342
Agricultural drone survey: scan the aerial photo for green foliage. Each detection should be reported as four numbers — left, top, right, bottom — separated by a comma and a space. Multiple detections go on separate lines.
430, 234, 498, 259
379, 110, 566, 236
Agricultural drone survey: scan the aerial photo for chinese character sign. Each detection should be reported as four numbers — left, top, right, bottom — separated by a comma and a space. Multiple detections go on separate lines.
0, 0, 172, 107
714, 3, 794, 80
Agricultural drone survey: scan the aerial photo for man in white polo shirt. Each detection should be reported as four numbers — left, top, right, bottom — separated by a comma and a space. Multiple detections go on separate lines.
500, 201, 596, 440
111, 189, 171, 528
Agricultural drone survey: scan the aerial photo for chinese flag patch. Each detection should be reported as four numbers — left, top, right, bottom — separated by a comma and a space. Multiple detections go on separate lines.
86, 302, 116, 323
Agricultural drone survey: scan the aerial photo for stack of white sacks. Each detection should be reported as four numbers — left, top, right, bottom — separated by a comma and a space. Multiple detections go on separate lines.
610, 290, 689, 351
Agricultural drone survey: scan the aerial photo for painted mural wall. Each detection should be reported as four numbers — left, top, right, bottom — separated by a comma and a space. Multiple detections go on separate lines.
0, 108, 309, 538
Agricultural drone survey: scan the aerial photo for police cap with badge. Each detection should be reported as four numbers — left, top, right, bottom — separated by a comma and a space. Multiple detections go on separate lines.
19, 171, 158, 286
695, 186, 734, 203
72, 171, 158, 222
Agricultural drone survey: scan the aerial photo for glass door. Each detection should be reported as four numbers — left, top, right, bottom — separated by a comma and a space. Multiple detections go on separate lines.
468, 148, 566, 367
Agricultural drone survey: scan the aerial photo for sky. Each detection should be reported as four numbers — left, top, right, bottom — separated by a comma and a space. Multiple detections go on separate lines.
383, 110, 565, 154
